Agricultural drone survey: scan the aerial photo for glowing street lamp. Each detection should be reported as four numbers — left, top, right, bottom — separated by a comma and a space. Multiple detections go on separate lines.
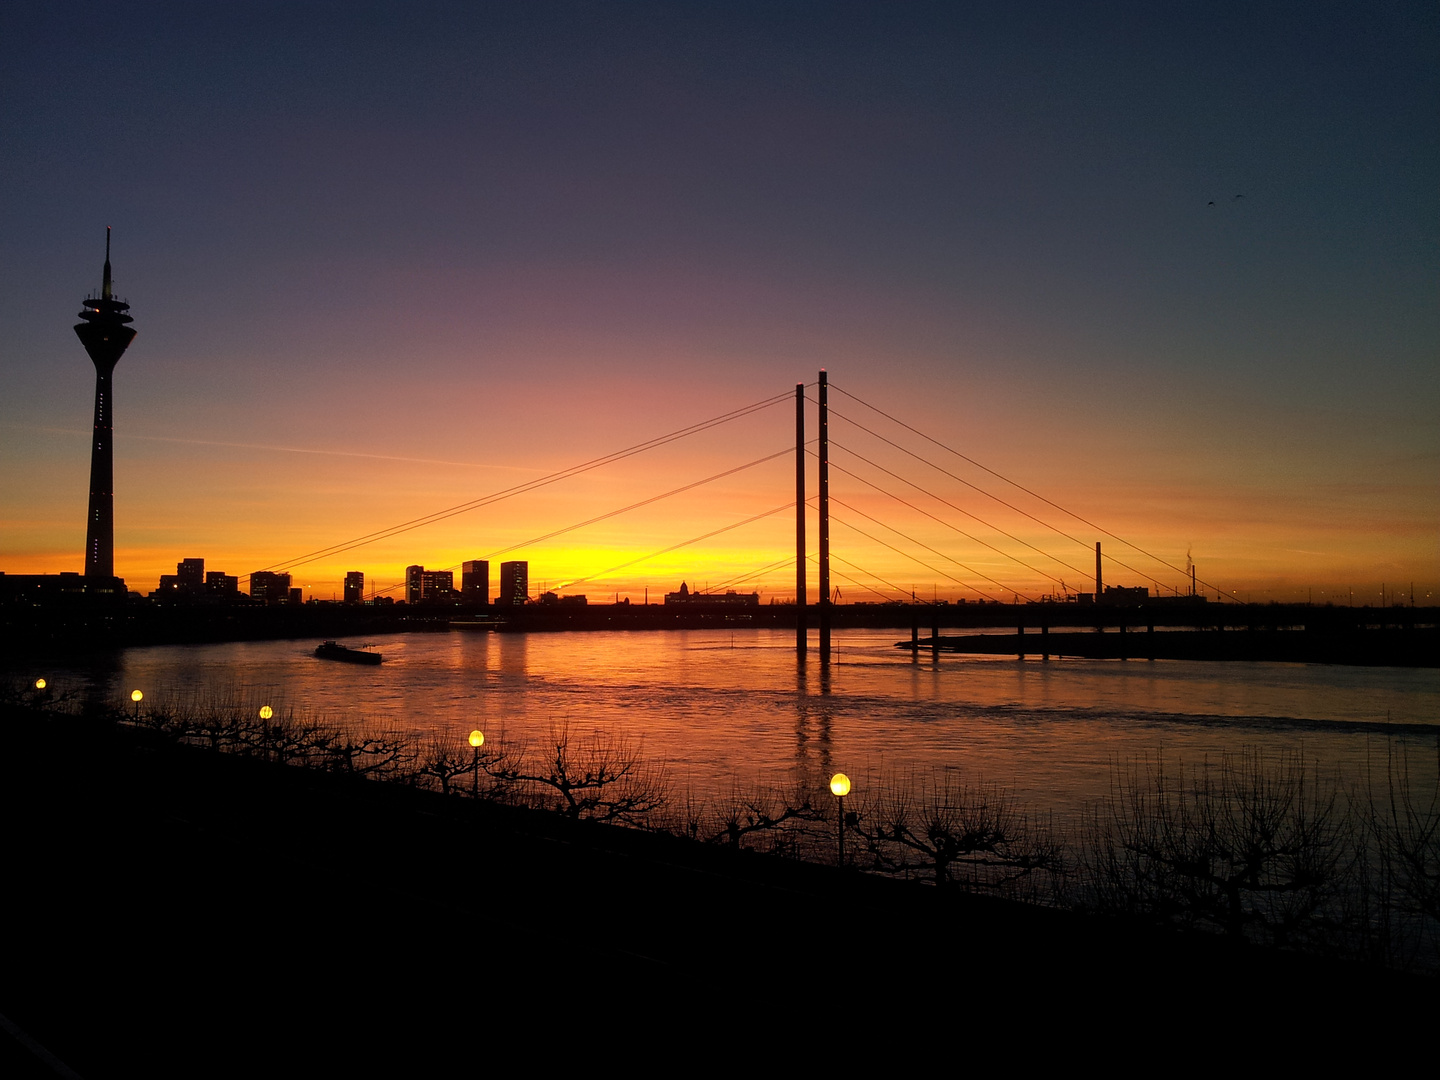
469, 729, 485, 797
130, 688, 143, 720
259, 705, 274, 721
830, 772, 851, 866
34, 678, 46, 690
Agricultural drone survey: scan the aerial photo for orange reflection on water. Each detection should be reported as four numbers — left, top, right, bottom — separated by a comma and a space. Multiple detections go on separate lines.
50, 627, 1440, 817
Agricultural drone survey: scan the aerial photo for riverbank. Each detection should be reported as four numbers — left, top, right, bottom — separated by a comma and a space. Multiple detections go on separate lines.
904, 626, 1440, 665
1, 702, 1431, 1075
5, 592, 1435, 665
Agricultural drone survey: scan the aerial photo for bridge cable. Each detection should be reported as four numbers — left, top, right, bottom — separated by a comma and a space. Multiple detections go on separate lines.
364, 450, 796, 597
826, 551, 924, 604
825, 406, 1094, 571
823, 414, 1172, 592
826, 407, 1165, 590
257, 389, 795, 579
822, 563, 902, 605
829, 382, 1230, 596
480, 447, 794, 563
802, 548, 943, 605
828, 509, 1009, 602
820, 443, 1078, 587
704, 554, 798, 595
555, 501, 797, 592
828, 497, 1008, 601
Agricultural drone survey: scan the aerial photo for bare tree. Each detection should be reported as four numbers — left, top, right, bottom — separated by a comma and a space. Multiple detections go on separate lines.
850, 770, 1063, 896
691, 780, 826, 855
1369, 741, 1440, 921
481, 723, 667, 825
414, 734, 486, 797
1361, 740, 1440, 967
327, 726, 413, 778
1082, 750, 1355, 949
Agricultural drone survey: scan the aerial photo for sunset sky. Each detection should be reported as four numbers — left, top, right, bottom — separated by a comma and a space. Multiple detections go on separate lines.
2, 2, 1435, 604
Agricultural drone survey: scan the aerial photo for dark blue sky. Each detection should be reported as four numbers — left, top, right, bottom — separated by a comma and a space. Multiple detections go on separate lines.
2, 2, 1435, 596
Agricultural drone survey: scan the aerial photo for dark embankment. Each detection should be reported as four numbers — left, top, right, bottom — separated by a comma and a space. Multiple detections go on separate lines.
903, 626, 1440, 665
1, 706, 1430, 1075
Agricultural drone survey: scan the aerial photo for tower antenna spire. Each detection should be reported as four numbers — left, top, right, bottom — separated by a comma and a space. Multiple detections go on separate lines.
75, 227, 136, 578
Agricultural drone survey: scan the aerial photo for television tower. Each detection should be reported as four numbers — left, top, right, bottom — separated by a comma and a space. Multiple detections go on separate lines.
74, 227, 137, 578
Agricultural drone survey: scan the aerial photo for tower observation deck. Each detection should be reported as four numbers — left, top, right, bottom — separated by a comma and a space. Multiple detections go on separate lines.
74, 227, 137, 578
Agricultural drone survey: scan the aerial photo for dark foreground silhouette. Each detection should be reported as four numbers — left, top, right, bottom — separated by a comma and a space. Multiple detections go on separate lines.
0, 704, 1431, 1075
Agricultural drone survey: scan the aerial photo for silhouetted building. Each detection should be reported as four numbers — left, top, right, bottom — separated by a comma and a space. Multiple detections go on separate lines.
151, 557, 213, 602
1100, 585, 1149, 604
75, 228, 137, 579
250, 571, 292, 603
344, 571, 364, 604
405, 565, 455, 604
664, 581, 760, 607
206, 571, 238, 597
498, 561, 529, 606
539, 591, 587, 606
151, 575, 183, 601
461, 560, 489, 605
0, 572, 126, 609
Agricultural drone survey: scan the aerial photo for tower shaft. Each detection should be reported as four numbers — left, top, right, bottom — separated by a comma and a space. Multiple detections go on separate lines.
84, 359, 117, 576
74, 228, 136, 578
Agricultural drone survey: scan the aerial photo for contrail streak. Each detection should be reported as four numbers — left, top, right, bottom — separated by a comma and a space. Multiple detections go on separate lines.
6, 424, 539, 472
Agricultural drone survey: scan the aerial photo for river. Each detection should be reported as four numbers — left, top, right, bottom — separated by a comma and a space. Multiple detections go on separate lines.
27, 627, 1439, 814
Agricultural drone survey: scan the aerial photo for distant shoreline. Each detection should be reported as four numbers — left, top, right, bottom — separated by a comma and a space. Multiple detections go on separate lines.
3, 596, 1436, 664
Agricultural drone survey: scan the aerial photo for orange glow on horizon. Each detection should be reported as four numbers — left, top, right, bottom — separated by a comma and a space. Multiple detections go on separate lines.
3, 378, 1434, 606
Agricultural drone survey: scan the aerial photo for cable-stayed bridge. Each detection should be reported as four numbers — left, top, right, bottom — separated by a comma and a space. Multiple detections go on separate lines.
7, 368, 1432, 664
223, 369, 1439, 667
254, 372, 1220, 607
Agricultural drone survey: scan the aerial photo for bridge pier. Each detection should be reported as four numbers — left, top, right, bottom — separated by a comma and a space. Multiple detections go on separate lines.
818, 370, 831, 665
795, 382, 806, 661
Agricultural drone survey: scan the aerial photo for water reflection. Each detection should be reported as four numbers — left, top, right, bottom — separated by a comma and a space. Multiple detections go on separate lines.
19, 627, 1439, 814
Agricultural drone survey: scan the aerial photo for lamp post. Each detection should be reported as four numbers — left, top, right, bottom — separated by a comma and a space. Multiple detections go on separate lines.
830, 772, 851, 867
469, 729, 485, 797
130, 689, 143, 720
258, 706, 275, 763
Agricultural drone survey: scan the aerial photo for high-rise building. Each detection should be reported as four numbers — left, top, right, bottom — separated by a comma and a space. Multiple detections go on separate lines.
250, 571, 292, 603
74, 228, 137, 579
405, 564, 455, 604
344, 571, 365, 604
498, 561, 529, 606
461, 560, 489, 605
177, 558, 204, 589
206, 571, 238, 597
